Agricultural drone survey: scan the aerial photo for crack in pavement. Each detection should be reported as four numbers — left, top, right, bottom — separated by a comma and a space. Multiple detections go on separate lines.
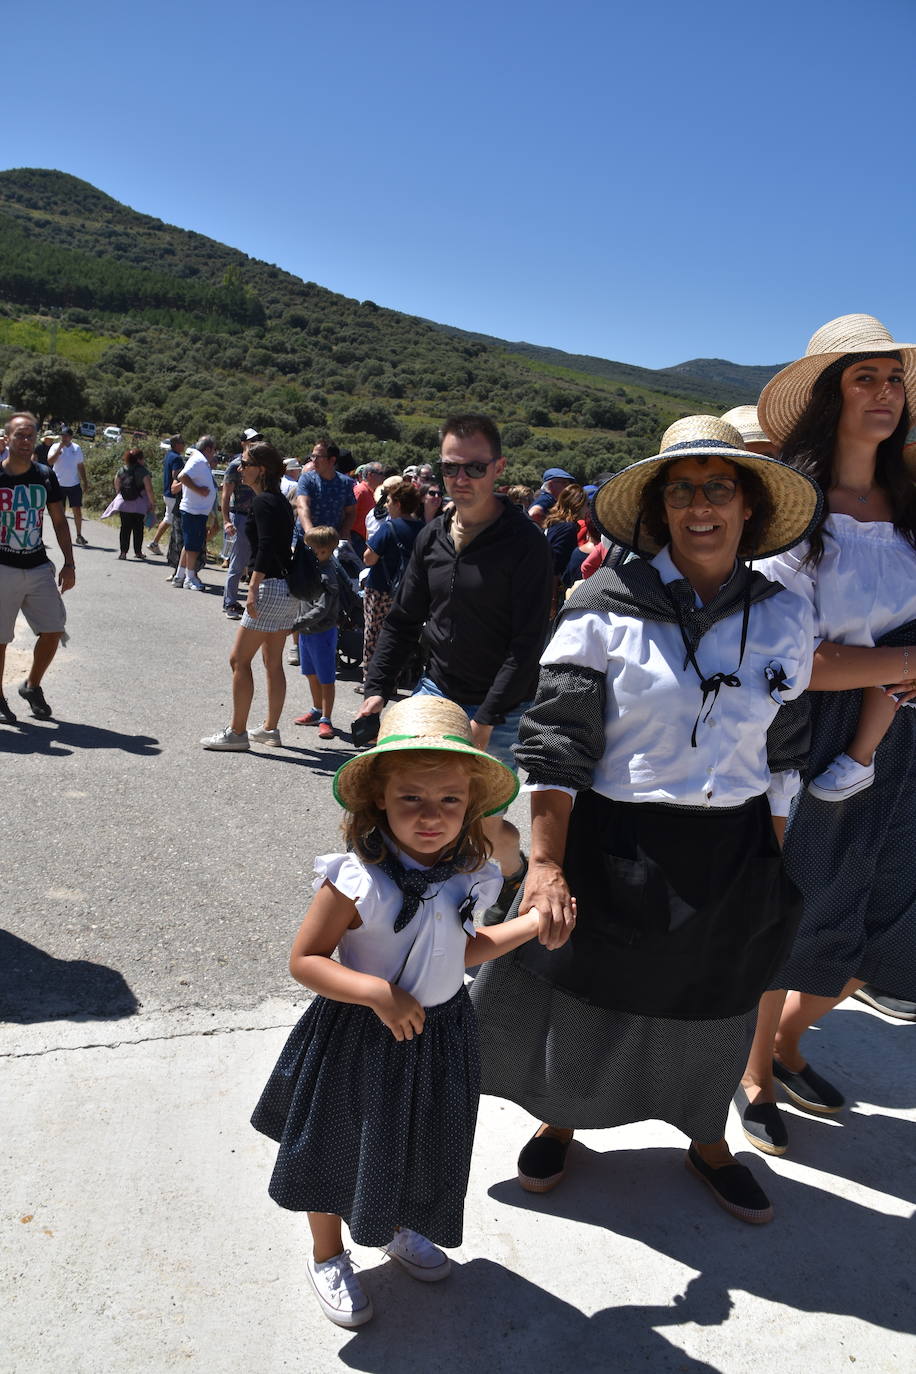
0, 1019, 299, 1059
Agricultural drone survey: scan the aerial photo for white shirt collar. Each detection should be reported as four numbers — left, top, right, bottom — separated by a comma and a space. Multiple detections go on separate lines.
651, 546, 740, 606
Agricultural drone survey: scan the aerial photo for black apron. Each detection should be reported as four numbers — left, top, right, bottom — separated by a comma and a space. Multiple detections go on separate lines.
515, 789, 801, 1021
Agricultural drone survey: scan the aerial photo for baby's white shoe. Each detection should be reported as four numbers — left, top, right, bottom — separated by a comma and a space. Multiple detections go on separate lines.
808, 753, 875, 802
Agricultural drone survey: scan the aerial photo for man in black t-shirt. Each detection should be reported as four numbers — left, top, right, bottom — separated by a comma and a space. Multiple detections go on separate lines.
0, 412, 76, 723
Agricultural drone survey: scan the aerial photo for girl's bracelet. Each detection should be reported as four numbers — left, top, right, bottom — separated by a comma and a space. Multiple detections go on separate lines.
903, 645, 911, 680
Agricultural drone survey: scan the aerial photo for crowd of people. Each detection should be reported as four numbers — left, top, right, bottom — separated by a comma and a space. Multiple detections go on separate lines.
2, 310, 915, 1330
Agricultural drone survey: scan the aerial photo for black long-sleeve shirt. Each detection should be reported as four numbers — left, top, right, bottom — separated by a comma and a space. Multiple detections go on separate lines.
364, 497, 553, 725
246, 491, 295, 579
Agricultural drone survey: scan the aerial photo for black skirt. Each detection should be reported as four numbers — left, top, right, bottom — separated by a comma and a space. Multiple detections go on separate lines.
516, 790, 801, 1020
250, 987, 479, 1248
471, 791, 799, 1140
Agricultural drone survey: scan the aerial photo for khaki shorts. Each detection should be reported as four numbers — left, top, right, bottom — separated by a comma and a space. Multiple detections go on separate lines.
0, 561, 67, 644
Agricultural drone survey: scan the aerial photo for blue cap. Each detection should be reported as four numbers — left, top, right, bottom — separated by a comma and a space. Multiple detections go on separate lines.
542, 467, 574, 482
583, 484, 598, 497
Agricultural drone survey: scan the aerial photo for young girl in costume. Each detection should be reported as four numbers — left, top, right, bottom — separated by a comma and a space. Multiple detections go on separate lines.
251, 695, 573, 1329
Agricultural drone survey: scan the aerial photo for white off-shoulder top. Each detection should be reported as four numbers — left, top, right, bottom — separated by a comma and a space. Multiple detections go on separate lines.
760, 514, 916, 646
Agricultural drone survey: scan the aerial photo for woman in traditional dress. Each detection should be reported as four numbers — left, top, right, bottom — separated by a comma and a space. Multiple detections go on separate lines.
471, 415, 820, 1224
737, 315, 916, 1154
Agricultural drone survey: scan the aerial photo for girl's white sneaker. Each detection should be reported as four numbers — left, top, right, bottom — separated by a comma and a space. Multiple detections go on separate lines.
383, 1228, 451, 1281
808, 753, 875, 802
307, 1250, 373, 1328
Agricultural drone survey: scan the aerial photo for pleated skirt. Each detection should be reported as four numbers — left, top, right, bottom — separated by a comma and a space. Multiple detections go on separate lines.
250, 987, 479, 1247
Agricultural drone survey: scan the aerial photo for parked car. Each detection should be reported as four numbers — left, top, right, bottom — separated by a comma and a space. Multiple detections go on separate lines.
102, 426, 122, 443
78, 421, 97, 440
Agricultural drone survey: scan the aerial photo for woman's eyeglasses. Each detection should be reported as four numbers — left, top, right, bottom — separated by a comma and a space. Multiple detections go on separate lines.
662, 478, 739, 508
239, 459, 259, 468
440, 459, 494, 480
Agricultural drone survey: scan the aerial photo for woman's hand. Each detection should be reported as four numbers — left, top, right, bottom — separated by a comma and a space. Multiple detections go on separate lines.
370, 983, 426, 1040
882, 680, 916, 705
521, 860, 577, 949
246, 593, 258, 619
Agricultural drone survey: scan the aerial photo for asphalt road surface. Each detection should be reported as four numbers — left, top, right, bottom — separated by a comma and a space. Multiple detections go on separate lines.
0, 512, 529, 1025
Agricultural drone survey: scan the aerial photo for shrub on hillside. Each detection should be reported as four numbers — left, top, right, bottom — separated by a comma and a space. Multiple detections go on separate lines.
338, 403, 401, 440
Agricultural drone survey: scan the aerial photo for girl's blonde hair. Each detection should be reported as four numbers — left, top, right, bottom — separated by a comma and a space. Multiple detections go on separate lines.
343, 750, 494, 870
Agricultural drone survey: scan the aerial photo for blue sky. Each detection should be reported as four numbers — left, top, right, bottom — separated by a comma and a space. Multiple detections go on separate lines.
10, 0, 916, 369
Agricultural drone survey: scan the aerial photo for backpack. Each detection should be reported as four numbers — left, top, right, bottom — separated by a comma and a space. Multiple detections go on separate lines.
119, 465, 142, 501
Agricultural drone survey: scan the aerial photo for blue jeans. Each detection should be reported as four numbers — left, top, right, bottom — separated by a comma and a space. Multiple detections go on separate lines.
224, 510, 252, 609
413, 676, 529, 774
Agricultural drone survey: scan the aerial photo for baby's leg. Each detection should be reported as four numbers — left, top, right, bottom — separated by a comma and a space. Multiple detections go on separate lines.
308, 1211, 344, 1262
847, 686, 896, 766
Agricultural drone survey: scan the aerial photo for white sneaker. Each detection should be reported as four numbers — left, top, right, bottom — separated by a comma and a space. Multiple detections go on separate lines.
249, 725, 281, 746
383, 1228, 450, 1282
184, 577, 205, 591
147, 542, 162, 554
201, 728, 249, 751
808, 752, 875, 802
170, 573, 186, 587
307, 1251, 373, 1328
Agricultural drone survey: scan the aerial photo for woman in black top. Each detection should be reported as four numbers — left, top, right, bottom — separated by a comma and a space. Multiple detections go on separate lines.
201, 442, 300, 751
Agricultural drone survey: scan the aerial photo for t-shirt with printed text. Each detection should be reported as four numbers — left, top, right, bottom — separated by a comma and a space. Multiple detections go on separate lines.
0, 461, 62, 568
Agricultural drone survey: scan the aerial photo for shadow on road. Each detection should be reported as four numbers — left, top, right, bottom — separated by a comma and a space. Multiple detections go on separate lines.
0, 931, 139, 1023
485, 1141, 916, 1341
337, 1256, 727, 1373
0, 721, 161, 756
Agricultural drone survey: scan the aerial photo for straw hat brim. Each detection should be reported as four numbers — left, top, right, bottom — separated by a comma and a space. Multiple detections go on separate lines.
591, 445, 823, 559
333, 735, 519, 817
759, 347, 916, 446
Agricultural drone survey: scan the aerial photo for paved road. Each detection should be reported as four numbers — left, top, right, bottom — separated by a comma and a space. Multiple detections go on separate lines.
2, 514, 915, 1373
0, 514, 429, 1021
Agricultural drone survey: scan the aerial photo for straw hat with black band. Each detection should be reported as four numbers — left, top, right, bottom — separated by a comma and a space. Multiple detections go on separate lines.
334, 696, 519, 817
758, 314, 916, 447
591, 415, 822, 559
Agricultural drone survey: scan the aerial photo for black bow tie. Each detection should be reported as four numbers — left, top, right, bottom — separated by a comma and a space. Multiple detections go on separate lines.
377, 848, 464, 932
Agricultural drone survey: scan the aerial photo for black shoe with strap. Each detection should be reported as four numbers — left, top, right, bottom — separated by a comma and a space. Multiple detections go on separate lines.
0, 695, 17, 725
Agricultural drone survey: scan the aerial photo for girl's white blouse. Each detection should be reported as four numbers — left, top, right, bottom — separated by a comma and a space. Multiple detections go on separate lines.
760, 514, 916, 646
315, 851, 503, 1007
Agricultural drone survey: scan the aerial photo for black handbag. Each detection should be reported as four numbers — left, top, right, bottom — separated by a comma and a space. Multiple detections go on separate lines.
285, 540, 321, 600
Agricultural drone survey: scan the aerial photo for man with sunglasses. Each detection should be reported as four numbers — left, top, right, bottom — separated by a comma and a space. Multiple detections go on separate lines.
360, 413, 553, 905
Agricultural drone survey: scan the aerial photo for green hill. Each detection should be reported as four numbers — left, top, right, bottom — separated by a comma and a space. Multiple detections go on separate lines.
0, 168, 781, 486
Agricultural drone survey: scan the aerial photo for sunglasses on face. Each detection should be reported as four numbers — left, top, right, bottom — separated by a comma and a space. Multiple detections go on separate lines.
662, 477, 739, 508
239, 459, 260, 468
440, 458, 494, 480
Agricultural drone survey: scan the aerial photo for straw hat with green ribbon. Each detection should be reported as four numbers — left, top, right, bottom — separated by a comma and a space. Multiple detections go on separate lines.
334, 696, 519, 817
591, 415, 822, 559
758, 314, 916, 447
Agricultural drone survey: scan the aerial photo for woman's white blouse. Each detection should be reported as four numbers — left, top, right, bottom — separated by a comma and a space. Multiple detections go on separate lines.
314, 851, 503, 1007
533, 548, 814, 814
760, 514, 916, 646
